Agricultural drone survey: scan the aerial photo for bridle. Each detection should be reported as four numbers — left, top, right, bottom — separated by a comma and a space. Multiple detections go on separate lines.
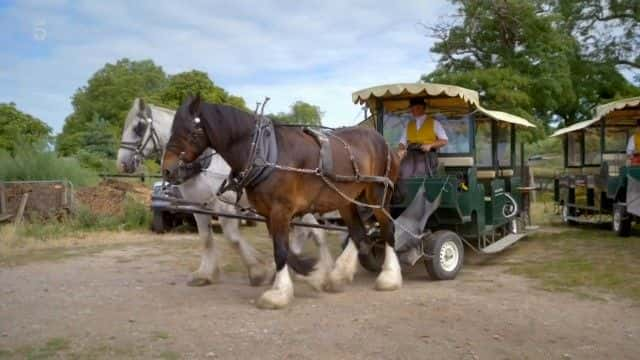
119, 110, 163, 163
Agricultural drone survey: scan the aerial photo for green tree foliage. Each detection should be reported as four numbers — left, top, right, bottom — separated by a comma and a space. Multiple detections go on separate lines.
0, 102, 51, 155
557, 0, 639, 70
56, 60, 247, 158
151, 70, 247, 110
422, 0, 639, 139
270, 101, 324, 126
57, 58, 167, 156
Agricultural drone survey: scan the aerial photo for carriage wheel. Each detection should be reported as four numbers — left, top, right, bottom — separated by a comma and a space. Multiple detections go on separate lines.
151, 210, 168, 233
613, 205, 632, 237
423, 230, 464, 280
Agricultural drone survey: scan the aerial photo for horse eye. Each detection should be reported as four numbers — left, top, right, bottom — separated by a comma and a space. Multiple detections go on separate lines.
133, 121, 147, 136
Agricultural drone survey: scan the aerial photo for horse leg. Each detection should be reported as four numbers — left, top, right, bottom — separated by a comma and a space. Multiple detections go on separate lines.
293, 214, 333, 291
325, 204, 366, 292
215, 200, 274, 286
371, 190, 402, 291
187, 213, 220, 286
257, 210, 296, 309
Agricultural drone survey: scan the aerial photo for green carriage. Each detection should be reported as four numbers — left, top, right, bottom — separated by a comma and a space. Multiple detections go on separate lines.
552, 97, 640, 236
352, 83, 537, 279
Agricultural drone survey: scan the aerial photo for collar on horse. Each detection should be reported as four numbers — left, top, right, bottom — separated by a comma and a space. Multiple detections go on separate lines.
217, 99, 278, 201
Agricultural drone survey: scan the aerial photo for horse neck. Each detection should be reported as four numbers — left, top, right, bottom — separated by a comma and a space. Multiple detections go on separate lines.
203, 104, 256, 175
149, 108, 174, 150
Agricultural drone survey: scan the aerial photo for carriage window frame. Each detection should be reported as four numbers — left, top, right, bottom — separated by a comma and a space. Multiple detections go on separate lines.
603, 125, 632, 154
583, 127, 601, 166
565, 131, 584, 168
475, 119, 493, 168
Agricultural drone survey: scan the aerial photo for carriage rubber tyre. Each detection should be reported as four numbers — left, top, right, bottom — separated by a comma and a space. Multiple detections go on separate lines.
151, 210, 168, 233
423, 230, 464, 280
613, 205, 632, 237
341, 234, 385, 273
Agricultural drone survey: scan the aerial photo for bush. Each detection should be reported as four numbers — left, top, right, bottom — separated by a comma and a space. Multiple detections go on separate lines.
0, 145, 99, 187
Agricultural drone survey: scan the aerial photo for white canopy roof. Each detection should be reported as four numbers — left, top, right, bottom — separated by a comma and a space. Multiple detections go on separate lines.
352, 82, 536, 128
352, 82, 480, 107
551, 96, 640, 137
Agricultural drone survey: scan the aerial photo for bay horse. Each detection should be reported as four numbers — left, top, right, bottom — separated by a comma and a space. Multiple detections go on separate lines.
162, 95, 401, 309
117, 98, 329, 289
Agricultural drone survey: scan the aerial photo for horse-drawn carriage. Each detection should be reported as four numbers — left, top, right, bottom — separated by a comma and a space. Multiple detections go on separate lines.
352, 83, 537, 279
551, 97, 640, 236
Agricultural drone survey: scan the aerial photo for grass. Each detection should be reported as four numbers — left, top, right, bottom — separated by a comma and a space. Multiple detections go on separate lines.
0, 337, 71, 360
1, 195, 152, 243
0, 147, 99, 187
507, 225, 640, 303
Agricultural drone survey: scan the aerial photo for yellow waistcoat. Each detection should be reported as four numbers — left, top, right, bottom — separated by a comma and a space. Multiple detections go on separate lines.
407, 117, 436, 144
635, 132, 640, 151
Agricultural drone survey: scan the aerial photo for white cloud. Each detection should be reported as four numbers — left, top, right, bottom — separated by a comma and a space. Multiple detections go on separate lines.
0, 0, 452, 132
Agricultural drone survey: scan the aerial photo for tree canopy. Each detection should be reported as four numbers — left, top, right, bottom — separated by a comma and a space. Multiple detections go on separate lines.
422, 0, 639, 139
270, 101, 324, 126
0, 102, 52, 155
56, 59, 247, 157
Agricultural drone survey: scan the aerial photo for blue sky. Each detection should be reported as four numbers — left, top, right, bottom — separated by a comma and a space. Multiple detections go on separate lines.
0, 0, 452, 133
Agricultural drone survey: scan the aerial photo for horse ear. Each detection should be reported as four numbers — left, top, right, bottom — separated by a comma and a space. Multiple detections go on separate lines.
188, 94, 202, 116
138, 98, 146, 111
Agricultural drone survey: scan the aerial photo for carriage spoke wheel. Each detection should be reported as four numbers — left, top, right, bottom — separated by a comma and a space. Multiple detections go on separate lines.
613, 205, 631, 237
423, 230, 464, 280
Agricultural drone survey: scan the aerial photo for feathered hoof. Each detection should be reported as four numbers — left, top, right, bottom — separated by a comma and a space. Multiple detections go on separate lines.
256, 288, 293, 310
374, 270, 402, 291
187, 269, 219, 287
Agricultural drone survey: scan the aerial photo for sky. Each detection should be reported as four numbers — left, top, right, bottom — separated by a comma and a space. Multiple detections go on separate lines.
0, 0, 453, 133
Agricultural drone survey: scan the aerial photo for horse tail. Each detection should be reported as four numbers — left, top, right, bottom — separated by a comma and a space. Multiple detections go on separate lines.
286, 252, 317, 276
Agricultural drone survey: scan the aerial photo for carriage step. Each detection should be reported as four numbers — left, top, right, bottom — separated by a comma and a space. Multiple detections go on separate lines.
480, 233, 528, 254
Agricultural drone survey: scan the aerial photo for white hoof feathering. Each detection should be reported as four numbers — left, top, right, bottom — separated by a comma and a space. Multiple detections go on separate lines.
256, 265, 294, 309
325, 238, 358, 292
375, 244, 402, 291
298, 238, 334, 291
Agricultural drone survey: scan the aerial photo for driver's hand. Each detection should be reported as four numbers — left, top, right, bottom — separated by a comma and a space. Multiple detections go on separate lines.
397, 147, 407, 159
420, 144, 432, 152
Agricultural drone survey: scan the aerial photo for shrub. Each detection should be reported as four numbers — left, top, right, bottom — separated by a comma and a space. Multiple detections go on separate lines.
0, 145, 99, 187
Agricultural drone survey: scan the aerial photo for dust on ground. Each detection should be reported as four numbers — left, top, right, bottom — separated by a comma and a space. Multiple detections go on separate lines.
0, 230, 639, 359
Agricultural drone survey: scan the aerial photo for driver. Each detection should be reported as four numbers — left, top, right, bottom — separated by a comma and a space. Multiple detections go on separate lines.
397, 98, 449, 178
626, 119, 640, 165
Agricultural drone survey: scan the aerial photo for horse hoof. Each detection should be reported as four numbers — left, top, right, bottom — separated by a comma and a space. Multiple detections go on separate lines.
256, 289, 292, 310
323, 276, 346, 293
248, 263, 275, 286
374, 271, 402, 291
187, 277, 212, 287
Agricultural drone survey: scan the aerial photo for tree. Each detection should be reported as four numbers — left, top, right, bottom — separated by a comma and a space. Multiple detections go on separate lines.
56, 60, 248, 157
557, 0, 639, 70
270, 101, 324, 126
151, 70, 248, 110
0, 102, 51, 155
57, 58, 167, 156
423, 0, 639, 136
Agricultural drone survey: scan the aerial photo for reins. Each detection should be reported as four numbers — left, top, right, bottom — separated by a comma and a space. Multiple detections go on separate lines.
119, 114, 163, 160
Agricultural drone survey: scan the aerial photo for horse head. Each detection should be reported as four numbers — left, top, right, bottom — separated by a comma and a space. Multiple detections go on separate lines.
117, 98, 155, 173
162, 95, 211, 183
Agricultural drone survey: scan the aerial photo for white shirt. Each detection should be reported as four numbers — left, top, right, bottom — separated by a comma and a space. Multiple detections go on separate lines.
398, 115, 448, 146
627, 134, 637, 155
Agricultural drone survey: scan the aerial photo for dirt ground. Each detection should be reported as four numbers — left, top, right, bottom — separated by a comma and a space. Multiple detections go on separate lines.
1, 229, 639, 359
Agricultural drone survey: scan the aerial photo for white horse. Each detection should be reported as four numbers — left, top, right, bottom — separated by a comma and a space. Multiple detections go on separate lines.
117, 98, 332, 289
